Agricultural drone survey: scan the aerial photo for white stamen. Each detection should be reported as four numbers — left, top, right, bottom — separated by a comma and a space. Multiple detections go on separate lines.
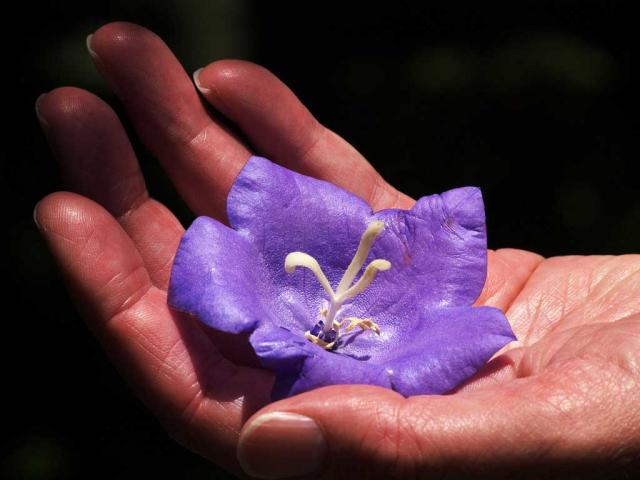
336, 259, 390, 302
284, 252, 335, 299
336, 220, 385, 296
284, 220, 391, 343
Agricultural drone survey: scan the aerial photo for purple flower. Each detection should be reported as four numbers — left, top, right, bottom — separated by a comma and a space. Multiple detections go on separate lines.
168, 156, 516, 399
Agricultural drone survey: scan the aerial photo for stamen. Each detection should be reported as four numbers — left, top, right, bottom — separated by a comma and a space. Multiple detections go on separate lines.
284, 220, 391, 350
285, 252, 335, 299
336, 220, 385, 296
336, 259, 390, 302
343, 317, 381, 334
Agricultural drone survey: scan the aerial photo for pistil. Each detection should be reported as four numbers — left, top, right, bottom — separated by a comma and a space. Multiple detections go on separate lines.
284, 220, 391, 350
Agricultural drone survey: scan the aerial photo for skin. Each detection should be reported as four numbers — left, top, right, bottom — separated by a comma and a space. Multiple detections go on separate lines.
35, 22, 640, 479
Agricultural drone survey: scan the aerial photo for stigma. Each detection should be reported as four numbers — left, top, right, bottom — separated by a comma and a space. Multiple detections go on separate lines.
285, 220, 391, 350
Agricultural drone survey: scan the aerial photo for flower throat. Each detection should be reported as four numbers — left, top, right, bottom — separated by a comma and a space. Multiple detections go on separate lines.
284, 221, 391, 350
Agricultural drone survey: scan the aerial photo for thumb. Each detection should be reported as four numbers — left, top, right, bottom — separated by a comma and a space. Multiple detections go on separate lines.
236, 368, 632, 479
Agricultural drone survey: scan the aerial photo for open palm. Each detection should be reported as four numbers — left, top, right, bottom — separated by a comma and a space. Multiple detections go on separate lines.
36, 23, 639, 479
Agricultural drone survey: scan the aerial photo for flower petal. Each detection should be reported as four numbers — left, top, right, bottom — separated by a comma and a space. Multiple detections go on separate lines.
228, 156, 373, 326
250, 323, 392, 399
355, 187, 487, 319
382, 306, 515, 396
168, 216, 276, 333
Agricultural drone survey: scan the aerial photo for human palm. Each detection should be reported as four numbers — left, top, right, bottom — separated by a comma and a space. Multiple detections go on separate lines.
36, 22, 639, 479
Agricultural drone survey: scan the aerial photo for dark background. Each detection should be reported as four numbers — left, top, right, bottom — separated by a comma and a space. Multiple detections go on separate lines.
2, 1, 637, 479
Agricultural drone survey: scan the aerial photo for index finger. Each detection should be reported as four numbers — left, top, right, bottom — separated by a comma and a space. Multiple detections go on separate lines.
194, 60, 414, 211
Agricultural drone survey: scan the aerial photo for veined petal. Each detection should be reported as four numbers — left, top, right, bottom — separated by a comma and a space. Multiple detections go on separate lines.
168, 216, 276, 333
355, 187, 487, 318
227, 156, 372, 320
382, 306, 515, 396
314, 186, 489, 341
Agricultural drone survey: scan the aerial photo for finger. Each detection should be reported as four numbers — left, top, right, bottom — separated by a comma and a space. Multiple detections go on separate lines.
194, 60, 413, 211
36, 87, 147, 217
36, 87, 184, 289
237, 368, 638, 479
476, 248, 544, 310
35, 192, 272, 471
89, 22, 251, 219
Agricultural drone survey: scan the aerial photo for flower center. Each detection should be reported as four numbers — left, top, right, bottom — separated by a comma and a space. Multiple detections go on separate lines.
284, 220, 391, 350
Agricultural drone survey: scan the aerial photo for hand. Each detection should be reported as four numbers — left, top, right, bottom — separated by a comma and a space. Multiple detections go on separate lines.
35, 22, 640, 479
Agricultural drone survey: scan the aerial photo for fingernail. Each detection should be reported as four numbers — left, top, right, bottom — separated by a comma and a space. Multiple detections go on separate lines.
35, 93, 48, 126
238, 412, 326, 479
33, 201, 42, 230
193, 68, 211, 94
86, 33, 97, 58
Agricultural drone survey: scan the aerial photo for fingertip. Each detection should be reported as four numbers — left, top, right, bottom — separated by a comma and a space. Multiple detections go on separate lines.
34, 192, 96, 236
35, 87, 104, 126
198, 59, 255, 82
34, 192, 67, 229
91, 21, 159, 60
193, 60, 266, 102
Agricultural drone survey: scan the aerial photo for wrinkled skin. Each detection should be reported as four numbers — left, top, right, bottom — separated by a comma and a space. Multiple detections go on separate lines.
35, 22, 640, 479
